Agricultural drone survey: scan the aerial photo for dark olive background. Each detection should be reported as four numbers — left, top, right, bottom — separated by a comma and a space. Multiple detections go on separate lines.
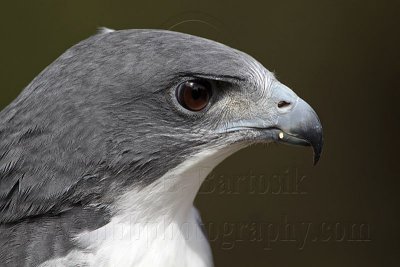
0, 0, 399, 266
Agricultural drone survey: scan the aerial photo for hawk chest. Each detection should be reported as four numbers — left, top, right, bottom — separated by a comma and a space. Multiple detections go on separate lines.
40, 207, 213, 267
83, 207, 212, 267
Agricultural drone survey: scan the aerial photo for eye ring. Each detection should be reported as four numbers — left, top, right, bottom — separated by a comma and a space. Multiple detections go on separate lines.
175, 80, 212, 112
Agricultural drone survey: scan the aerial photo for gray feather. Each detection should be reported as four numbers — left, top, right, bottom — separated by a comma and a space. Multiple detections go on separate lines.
0, 29, 269, 265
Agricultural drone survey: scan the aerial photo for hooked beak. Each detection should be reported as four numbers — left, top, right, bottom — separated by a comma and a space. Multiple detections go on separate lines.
275, 97, 323, 165
222, 83, 323, 165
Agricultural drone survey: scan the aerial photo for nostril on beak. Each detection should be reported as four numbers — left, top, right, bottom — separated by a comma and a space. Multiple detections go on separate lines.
278, 101, 291, 108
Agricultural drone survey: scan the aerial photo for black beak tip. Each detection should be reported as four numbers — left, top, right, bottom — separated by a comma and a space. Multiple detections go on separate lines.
312, 135, 323, 166
313, 152, 321, 166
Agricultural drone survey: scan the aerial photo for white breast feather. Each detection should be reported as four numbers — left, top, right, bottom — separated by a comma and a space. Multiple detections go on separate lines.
40, 144, 243, 267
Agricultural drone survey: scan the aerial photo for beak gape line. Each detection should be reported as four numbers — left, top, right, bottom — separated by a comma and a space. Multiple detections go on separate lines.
275, 95, 324, 165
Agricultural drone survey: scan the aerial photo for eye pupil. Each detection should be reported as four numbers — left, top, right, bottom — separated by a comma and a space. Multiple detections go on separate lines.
191, 88, 200, 99
176, 80, 212, 112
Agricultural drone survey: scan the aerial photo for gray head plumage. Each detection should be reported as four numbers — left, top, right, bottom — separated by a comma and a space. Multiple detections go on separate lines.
0, 29, 322, 266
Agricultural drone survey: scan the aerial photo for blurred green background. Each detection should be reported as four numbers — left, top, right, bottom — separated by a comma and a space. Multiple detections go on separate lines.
0, 0, 399, 266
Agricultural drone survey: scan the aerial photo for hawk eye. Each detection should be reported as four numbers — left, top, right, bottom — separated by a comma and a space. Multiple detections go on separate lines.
176, 80, 212, 112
